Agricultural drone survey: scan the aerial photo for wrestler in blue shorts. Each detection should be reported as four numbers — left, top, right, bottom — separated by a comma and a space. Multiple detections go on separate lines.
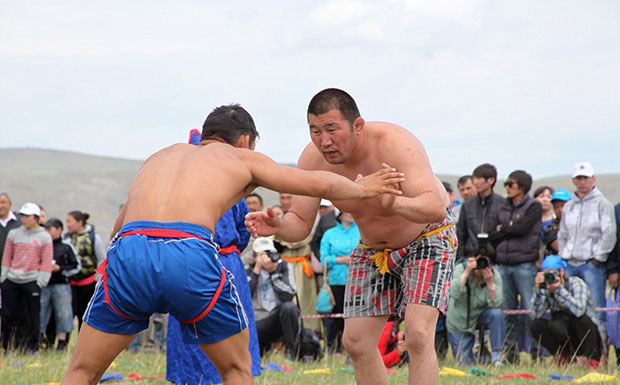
84, 221, 247, 344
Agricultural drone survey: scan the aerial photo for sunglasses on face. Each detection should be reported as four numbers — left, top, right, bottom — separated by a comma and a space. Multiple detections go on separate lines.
503, 181, 517, 188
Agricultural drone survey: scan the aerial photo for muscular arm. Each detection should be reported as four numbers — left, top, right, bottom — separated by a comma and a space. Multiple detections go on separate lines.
380, 128, 448, 224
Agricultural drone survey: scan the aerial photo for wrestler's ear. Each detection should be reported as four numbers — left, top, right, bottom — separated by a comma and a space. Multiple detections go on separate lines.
352, 117, 365, 134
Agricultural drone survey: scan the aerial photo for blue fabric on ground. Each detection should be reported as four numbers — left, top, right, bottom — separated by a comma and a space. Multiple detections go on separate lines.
166, 200, 261, 384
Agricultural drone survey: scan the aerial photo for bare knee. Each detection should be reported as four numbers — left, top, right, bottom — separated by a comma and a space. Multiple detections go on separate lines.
405, 325, 435, 356
219, 350, 252, 383
343, 328, 373, 358
63, 359, 106, 385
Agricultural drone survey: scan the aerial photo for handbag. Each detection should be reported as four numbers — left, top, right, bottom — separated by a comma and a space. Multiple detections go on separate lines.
315, 259, 335, 314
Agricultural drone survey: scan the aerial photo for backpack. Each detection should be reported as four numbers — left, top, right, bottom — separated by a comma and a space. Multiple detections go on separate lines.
297, 328, 323, 362
607, 288, 620, 347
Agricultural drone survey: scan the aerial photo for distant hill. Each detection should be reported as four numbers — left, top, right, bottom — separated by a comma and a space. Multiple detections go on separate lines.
1, 148, 619, 243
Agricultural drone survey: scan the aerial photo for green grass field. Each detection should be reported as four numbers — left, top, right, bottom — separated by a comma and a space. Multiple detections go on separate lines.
2, 341, 620, 385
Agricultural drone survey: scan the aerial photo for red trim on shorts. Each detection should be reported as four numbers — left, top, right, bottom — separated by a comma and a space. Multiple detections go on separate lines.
98, 258, 146, 321
119, 229, 204, 240
180, 267, 226, 324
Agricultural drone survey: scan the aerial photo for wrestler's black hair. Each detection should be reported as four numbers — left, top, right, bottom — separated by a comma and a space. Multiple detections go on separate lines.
201, 104, 259, 147
507, 170, 533, 195
307, 88, 361, 125
472, 163, 498, 189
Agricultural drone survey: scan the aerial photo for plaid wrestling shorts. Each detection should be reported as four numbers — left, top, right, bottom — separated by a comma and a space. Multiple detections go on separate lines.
344, 209, 457, 318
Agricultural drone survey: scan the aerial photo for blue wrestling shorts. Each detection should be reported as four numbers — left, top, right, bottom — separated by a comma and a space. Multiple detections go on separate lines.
84, 221, 247, 344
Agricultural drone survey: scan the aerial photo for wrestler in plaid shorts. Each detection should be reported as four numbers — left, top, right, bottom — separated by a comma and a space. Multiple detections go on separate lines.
344, 210, 457, 318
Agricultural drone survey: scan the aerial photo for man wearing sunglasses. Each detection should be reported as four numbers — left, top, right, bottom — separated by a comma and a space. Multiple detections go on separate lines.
489, 170, 542, 363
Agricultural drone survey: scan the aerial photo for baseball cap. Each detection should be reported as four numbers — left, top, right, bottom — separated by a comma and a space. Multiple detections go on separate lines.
19, 202, 41, 217
541, 254, 567, 271
551, 189, 572, 202
572, 161, 594, 178
253, 237, 277, 254
320, 199, 332, 207
43, 217, 64, 229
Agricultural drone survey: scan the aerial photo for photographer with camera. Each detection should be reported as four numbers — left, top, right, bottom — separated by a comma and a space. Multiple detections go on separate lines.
446, 246, 505, 366
530, 255, 604, 369
247, 237, 300, 359
490, 170, 542, 363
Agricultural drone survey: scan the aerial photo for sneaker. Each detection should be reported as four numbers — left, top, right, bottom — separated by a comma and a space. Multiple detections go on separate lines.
588, 359, 600, 371
493, 359, 504, 367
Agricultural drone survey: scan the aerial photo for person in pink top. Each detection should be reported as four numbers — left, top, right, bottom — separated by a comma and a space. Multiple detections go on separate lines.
1, 203, 53, 354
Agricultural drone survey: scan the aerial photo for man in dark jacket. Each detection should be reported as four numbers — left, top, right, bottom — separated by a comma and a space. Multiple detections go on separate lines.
456, 164, 503, 264
0, 193, 21, 260
605, 203, 620, 291
490, 170, 542, 363
247, 237, 300, 359
41, 218, 80, 351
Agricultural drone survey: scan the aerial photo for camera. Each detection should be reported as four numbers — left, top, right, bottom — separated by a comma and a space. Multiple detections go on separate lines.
475, 256, 490, 270
475, 233, 490, 269
266, 251, 281, 263
540, 271, 559, 289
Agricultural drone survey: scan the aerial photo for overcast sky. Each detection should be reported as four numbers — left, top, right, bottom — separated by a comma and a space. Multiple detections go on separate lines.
1, 0, 618, 178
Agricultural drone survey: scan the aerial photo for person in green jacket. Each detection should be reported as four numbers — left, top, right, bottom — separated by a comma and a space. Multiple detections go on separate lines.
447, 256, 505, 366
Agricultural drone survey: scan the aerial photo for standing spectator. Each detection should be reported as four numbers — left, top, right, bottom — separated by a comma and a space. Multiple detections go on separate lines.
37, 206, 47, 226
558, 162, 616, 326
456, 164, 503, 265
530, 255, 604, 369
241, 193, 264, 266
64, 211, 105, 330
279, 193, 293, 214
248, 237, 300, 358
0, 193, 21, 264
310, 199, 338, 261
1, 203, 53, 354
41, 218, 79, 351
457, 175, 478, 202
534, 186, 555, 238
606, 202, 620, 297
490, 170, 542, 363
542, 189, 572, 256
320, 211, 359, 352
447, 256, 505, 366
442, 181, 458, 208
245, 193, 263, 213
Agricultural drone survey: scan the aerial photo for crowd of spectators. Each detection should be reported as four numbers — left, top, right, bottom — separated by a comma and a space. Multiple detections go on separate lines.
1, 158, 619, 372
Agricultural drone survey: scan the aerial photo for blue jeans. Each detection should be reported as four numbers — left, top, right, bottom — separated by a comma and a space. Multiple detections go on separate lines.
447, 307, 506, 365
564, 261, 606, 326
500, 262, 536, 355
40, 284, 73, 333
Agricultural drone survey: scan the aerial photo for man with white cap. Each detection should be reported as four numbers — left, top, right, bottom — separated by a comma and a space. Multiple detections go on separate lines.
247, 237, 300, 358
1, 202, 53, 354
558, 162, 616, 327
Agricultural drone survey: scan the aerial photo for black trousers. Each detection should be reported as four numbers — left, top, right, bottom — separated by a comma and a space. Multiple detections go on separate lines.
326, 285, 345, 352
256, 301, 300, 356
1, 280, 41, 352
72, 282, 96, 330
530, 312, 602, 360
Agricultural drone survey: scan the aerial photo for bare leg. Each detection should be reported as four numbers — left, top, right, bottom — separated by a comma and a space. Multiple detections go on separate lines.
404, 304, 440, 385
61, 324, 136, 385
342, 315, 390, 385
200, 328, 253, 385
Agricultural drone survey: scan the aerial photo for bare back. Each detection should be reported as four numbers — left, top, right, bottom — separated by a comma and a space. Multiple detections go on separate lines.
297, 122, 449, 249
122, 143, 255, 233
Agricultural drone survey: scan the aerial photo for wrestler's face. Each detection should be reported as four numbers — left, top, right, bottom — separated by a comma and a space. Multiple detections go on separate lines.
308, 109, 361, 165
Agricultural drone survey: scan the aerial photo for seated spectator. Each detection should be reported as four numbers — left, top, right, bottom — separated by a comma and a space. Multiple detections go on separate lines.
447, 256, 505, 366
41, 218, 80, 351
378, 319, 407, 368
247, 237, 300, 359
320, 211, 359, 352
530, 255, 604, 369
1, 203, 53, 354
542, 189, 571, 256
490, 170, 541, 363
